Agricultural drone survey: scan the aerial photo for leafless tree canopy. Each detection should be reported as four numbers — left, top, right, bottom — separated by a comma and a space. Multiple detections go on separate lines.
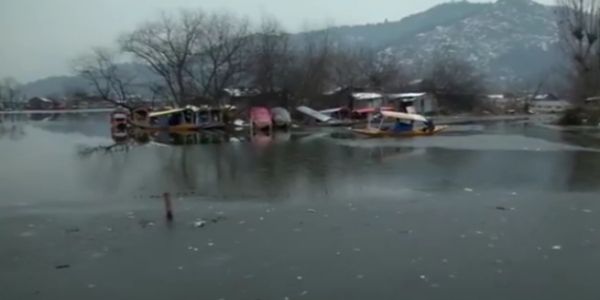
71, 8, 482, 110
0, 77, 21, 103
424, 45, 485, 110
247, 16, 291, 93
557, 0, 600, 99
120, 10, 205, 105
120, 10, 250, 105
73, 47, 135, 105
331, 48, 405, 91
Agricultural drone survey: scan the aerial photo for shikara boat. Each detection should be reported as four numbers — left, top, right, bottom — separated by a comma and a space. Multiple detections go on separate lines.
271, 107, 292, 129
250, 107, 273, 131
352, 111, 447, 138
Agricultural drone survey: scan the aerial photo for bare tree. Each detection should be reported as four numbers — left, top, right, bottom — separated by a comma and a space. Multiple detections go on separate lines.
120, 10, 251, 105
120, 10, 205, 105
426, 45, 486, 111
557, 0, 600, 100
0, 77, 21, 106
73, 47, 135, 106
189, 12, 251, 103
331, 48, 366, 89
289, 29, 336, 100
247, 15, 291, 93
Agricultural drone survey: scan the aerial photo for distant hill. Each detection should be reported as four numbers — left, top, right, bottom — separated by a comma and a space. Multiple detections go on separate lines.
19, 76, 90, 99
19, 63, 158, 99
20, 0, 563, 97
303, 0, 563, 90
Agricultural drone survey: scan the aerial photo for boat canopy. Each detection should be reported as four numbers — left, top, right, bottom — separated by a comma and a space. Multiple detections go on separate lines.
386, 93, 427, 102
319, 107, 348, 115
353, 107, 394, 114
381, 111, 428, 122
149, 108, 187, 118
297, 106, 332, 122
352, 92, 383, 101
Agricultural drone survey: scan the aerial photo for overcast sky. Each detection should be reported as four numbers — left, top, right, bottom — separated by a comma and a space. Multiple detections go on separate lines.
0, 0, 552, 83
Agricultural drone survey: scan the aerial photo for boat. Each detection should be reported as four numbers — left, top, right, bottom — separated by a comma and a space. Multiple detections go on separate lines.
110, 107, 130, 130
250, 107, 273, 131
271, 107, 292, 129
352, 111, 447, 138
351, 107, 394, 120
296, 106, 355, 127
128, 105, 234, 132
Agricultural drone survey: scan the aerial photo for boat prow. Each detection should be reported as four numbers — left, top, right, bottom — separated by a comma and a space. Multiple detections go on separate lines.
352, 125, 448, 138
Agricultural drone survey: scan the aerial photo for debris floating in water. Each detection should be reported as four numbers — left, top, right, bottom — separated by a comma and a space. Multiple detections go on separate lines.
193, 219, 207, 228
307, 209, 317, 214
582, 209, 593, 214
552, 245, 562, 251
356, 274, 365, 279
55, 264, 70, 270
65, 228, 80, 234
296, 276, 303, 281
419, 275, 428, 281
464, 188, 474, 192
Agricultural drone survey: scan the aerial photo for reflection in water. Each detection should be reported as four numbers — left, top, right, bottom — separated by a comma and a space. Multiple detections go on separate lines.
2, 116, 600, 207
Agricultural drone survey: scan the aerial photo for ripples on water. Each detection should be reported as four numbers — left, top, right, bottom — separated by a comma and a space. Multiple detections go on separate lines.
2, 113, 600, 207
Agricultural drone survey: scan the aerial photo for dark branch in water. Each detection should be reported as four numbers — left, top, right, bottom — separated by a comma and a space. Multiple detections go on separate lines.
77, 144, 132, 157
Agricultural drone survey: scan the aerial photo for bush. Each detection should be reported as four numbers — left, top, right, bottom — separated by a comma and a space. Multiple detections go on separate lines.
558, 107, 600, 126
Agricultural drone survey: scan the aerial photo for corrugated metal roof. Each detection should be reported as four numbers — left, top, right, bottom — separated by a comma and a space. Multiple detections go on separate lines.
352, 93, 383, 101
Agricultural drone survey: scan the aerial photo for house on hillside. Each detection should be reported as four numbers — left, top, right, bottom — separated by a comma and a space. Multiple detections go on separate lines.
26, 97, 57, 110
386, 92, 438, 115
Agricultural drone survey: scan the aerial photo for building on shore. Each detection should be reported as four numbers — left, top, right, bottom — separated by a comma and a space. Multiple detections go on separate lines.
26, 97, 58, 110
386, 93, 438, 115
530, 94, 571, 114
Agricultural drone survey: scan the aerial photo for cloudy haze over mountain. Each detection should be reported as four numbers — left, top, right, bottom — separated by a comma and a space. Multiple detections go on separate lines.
1, 0, 554, 83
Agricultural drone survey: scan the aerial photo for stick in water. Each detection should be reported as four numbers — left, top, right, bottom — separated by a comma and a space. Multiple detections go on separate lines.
164, 192, 173, 221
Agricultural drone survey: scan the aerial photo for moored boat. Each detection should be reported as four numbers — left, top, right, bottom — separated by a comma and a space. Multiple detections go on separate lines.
128, 105, 234, 132
250, 107, 273, 131
352, 111, 447, 138
271, 107, 292, 129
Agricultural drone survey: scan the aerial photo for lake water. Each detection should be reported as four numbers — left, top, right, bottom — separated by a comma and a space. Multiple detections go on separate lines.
2, 113, 600, 299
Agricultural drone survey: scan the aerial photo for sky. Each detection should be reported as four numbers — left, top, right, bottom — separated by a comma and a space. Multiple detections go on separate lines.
0, 0, 553, 83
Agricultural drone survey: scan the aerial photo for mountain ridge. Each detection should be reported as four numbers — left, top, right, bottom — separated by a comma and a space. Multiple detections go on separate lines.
19, 0, 563, 98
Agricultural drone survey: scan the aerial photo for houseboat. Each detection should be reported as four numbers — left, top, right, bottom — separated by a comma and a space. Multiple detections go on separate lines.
128, 105, 234, 131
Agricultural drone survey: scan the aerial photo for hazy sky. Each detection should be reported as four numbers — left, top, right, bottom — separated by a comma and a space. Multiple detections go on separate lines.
0, 0, 553, 83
